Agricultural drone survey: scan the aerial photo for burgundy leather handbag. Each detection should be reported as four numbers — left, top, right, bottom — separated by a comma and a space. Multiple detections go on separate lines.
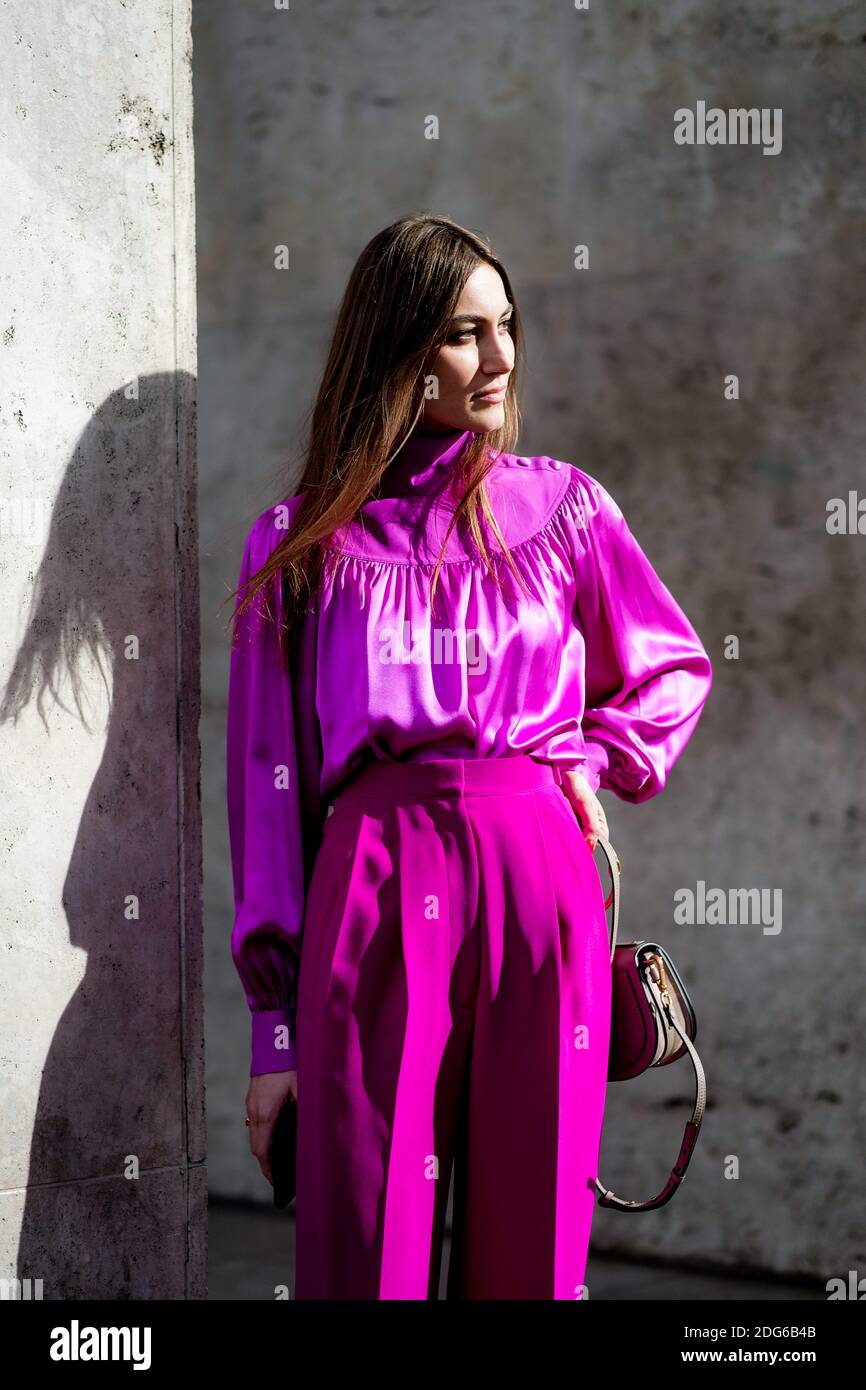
592, 833, 706, 1212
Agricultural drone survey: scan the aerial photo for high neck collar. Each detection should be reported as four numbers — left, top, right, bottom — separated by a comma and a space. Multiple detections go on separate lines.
376, 426, 475, 498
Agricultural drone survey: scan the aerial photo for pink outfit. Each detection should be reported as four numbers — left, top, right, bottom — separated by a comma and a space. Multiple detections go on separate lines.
226, 426, 712, 1298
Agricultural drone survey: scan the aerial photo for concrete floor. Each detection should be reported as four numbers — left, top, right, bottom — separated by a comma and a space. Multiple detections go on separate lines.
208, 1200, 823, 1301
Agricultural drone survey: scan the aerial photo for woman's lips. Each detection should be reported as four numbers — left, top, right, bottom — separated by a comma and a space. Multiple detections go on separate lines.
473, 388, 506, 402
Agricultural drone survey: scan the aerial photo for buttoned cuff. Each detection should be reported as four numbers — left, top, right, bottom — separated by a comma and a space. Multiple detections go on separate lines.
250, 1009, 298, 1076
553, 752, 604, 796
580, 740, 610, 794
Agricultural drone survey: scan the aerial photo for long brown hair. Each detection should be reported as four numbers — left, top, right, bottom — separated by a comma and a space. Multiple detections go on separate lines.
227, 213, 533, 648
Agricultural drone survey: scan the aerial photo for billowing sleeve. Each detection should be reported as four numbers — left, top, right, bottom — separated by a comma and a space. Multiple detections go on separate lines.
564, 468, 713, 803
226, 506, 322, 1076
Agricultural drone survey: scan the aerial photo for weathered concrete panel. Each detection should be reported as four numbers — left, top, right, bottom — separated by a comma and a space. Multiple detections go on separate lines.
0, 1, 202, 1298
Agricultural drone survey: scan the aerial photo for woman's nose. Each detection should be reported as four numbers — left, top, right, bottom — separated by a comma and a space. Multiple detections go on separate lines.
481, 339, 513, 372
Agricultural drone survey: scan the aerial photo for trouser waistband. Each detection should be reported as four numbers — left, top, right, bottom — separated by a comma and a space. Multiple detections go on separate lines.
334, 754, 558, 802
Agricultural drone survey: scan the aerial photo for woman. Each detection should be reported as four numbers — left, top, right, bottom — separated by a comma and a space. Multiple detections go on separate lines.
225, 213, 713, 1300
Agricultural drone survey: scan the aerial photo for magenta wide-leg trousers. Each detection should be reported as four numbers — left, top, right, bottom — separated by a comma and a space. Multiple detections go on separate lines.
293, 755, 612, 1301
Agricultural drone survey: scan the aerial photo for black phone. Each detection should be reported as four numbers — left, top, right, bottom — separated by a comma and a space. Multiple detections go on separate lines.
272, 1098, 298, 1209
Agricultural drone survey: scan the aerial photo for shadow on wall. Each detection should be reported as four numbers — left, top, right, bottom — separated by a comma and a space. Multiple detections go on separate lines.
0, 372, 204, 1300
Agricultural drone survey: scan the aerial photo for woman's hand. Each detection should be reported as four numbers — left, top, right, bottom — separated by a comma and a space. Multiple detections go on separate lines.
245, 1070, 298, 1186
559, 767, 609, 850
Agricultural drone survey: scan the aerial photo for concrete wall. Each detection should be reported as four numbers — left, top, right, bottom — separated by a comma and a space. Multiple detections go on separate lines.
198, 1, 866, 1282
0, 2, 203, 1298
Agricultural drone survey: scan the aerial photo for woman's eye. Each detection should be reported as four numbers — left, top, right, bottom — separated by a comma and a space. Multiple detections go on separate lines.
449, 322, 512, 344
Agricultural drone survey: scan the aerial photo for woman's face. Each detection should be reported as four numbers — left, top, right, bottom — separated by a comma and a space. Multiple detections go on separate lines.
421, 262, 515, 436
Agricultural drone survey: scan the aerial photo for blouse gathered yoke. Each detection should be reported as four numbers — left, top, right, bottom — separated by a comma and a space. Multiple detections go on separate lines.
226, 427, 713, 1075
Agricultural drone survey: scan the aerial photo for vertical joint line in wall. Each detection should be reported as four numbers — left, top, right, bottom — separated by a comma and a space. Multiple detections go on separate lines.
171, 0, 191, 1298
